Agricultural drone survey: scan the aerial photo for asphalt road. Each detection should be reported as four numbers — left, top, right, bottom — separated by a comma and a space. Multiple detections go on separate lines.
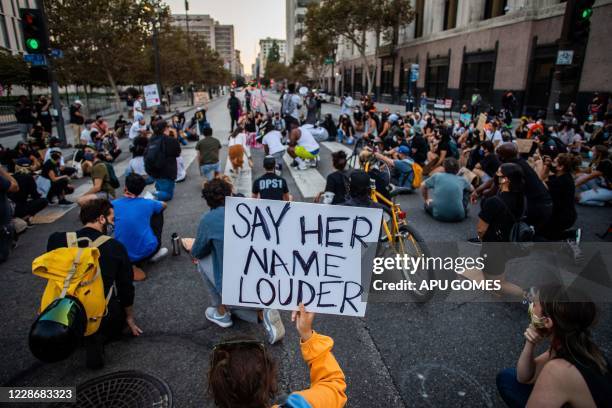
1, 90, 610, 408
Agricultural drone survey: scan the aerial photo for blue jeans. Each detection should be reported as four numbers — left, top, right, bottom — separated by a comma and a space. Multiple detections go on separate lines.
496, 368, 533, 408
154, 178, 175, 201
200, 162, 220, 182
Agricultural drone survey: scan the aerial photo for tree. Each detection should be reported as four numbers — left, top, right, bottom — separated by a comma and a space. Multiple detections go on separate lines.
306, 0, 414, 94
267, 41, 281, 64
44, 0, 166, 106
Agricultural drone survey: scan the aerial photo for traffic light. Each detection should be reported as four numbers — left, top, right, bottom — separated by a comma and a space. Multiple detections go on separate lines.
571, 0, 595, 42
19, 8, 49, 54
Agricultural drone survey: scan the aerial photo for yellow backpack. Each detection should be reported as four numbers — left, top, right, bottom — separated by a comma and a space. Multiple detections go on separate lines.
32, 233, 113, 336
411, 162, 423, 188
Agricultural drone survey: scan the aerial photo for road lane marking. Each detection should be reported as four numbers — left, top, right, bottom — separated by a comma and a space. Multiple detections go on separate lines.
31, 147, 200, 224
282, 153, 326, 198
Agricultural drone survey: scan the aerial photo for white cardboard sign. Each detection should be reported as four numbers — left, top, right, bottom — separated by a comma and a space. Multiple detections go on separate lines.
144, 84, 160, 107
222, 197, 383, 317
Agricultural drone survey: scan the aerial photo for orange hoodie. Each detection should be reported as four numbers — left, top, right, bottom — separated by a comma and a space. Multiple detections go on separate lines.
273, 332, 347, 408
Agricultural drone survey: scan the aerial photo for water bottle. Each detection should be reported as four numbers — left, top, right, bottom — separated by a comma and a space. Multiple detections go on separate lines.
171, 233, 180, 256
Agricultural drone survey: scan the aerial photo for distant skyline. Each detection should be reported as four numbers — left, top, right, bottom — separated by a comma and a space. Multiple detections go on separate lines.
166, 0, 286, 75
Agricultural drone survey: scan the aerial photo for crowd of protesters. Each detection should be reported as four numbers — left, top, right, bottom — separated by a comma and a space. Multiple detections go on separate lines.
3, 83, 610, 408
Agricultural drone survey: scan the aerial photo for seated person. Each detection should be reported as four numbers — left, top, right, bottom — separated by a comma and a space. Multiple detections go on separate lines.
77, 144, 98, 177
208, 304, 347, 408
575, 145, 612, 206
497, 285, 612, 408
43, 138, 77, 178
77, 152, 117, 206
113, 115, 128, 138
341, 170, 385, 210
316, 150, 350, 204
472, 140, 501, 184
112, 174, 168, 281
9, 159, 48, 223
191, 178, 285, 344
421, 158, 473, 222
358, 150, 391, 201
41, 149, 74, 205
0, 167, 19, 263
103, 132, 122, 161
261, 122, 286, 171
46, 199, 141, 368
374, 146, 416, 191
286, 119, 320, 170
128, 115, 148, 143
12, 141, 42, 171
252, 156, 290, 201
125, 142, 154, 185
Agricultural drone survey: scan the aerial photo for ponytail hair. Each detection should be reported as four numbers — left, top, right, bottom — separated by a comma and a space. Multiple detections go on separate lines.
539, 285, 608, 374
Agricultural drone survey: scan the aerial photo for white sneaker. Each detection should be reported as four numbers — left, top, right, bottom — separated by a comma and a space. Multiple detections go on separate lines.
150, 247, 168, 262
205, 307, 233, 328
143, 191, 156, 200
263, 309, 285, 344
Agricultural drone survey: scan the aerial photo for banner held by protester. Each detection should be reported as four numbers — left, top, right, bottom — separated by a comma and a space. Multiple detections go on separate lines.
222, 197, 382, 317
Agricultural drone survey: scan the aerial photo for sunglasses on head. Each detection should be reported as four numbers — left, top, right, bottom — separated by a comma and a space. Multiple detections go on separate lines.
212, 339, 267, 368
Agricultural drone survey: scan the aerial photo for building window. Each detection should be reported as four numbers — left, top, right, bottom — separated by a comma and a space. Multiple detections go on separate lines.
354, 66, 363, 94
525, 45, 557, 117
414, 0, 424, 38
426, 58, 449, 98
344, 68, 352, 94
461, 52, 496, 106
0, 15, 10, 49
381, 58, 394, 95
483, 0, 507, 20
443, 0, 458, 30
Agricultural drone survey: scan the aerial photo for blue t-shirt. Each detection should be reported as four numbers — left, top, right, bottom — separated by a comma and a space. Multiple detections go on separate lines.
393, 159, 414, 188
112, 197, 164, 261
424, 173, 471, 221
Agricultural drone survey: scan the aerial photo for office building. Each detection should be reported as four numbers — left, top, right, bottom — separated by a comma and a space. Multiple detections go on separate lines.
329, 0, 612, 117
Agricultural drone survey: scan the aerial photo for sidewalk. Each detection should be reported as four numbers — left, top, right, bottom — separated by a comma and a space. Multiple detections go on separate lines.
0, 100, 197, 150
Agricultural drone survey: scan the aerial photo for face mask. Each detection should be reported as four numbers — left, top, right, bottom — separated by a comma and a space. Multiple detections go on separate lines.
588, 151, 594, 159
104, 222, 115, 236
83, 153, 94, 161
409, 128, 415, 136
528, 302, 547, 329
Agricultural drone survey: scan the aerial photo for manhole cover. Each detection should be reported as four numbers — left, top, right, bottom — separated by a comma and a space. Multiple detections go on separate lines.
50, 370, 173, 408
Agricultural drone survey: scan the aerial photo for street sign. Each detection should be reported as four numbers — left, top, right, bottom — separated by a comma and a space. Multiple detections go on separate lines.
50, 49, 63, 58
23, 53, 47, 66
324, 57, 334, 65
144, 83, 161, 107
410, 63, 419, 82
556, 50, 574, 65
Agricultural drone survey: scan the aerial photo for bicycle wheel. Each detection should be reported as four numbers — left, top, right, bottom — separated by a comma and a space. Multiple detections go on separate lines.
393, 224, 435, 302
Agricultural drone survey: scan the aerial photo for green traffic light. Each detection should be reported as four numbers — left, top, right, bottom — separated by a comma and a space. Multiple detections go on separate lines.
26, 38, 40, 50
580, 8, 593, 20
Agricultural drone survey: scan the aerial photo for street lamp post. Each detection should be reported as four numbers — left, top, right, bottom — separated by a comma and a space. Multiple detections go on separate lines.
150, 6, 165, 114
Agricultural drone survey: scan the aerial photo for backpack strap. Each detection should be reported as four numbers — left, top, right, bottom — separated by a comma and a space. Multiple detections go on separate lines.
59, 245, 86, 299
66, 232, 78, 248
91, 235, 111, 248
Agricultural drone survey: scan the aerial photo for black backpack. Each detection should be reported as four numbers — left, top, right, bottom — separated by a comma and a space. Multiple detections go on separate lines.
104, 163, 120, 189
144, 135, 165, 178
495, 196, 534, 254
93, 162, 120, 189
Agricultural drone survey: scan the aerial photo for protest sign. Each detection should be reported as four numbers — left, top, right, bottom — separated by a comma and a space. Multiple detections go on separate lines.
515, 138, 534, 154
222, 197, 383, 317
144, 84, 160, 107
194, 91, 210, 108
476, 113, 487, 132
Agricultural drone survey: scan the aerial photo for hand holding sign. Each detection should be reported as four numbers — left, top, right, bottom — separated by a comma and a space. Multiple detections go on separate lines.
222, 197, 382, 317
292, 303, 314, 342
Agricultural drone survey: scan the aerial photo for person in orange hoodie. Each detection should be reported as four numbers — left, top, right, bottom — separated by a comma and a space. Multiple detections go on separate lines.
208, 303, 347, 408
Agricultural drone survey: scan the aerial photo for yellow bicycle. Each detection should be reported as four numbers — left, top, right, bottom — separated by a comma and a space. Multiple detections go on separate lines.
364, 159, 434, 302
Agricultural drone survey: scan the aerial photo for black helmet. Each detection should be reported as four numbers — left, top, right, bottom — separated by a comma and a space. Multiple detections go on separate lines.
29, 296, 87, 363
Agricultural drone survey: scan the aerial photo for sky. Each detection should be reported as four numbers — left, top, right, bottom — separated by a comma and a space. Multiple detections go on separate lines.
166, 0, 286, 75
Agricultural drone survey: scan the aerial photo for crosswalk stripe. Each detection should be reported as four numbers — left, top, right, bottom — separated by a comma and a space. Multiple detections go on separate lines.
321, 141, 360, 169
31, 146, 200, 224
282, 153, 326, 199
